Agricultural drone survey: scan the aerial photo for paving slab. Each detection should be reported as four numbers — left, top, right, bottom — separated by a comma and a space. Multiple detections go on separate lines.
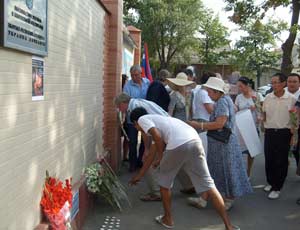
83, 154, 300, 230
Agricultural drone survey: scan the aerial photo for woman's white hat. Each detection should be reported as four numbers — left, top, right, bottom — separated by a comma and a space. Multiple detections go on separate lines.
166, 72, 194, 87
203, 77, 229, 93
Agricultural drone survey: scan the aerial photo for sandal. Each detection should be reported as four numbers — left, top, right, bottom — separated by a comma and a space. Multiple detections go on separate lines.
140, 193, 161, 202
155, 215, 174, 229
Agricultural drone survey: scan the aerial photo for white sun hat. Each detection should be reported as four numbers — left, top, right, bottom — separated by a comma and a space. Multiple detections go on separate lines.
166, 72, 194, 87
203, 77, 229, 94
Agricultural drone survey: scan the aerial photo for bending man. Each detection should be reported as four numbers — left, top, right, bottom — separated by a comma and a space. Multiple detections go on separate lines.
129, 107, 239, 230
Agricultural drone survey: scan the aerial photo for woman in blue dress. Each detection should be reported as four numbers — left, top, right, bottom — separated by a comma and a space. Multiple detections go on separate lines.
188, 77, 252, 211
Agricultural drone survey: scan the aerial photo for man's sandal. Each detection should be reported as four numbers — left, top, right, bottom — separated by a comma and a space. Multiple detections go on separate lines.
155, 215, 174, 229
140, 193, 161, 202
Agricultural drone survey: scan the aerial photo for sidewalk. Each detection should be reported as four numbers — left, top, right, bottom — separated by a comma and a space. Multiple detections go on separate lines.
83, 155, 300, 230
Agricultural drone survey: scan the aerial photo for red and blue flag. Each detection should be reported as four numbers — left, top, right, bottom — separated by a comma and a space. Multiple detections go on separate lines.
141, 43, 153, 82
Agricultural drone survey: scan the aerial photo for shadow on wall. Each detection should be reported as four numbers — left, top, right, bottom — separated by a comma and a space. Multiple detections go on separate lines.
0, 0, 105, 229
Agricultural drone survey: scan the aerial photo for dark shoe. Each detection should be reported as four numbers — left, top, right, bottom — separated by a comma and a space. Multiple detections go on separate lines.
296, 198, 300, 205
180, 187, 196, 194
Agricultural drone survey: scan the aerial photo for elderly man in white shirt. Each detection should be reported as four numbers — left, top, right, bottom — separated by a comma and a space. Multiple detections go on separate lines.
129, 107, 239, 230
263, 73, 296, 200
115, 93, 194, 201
191, 74, 214, 151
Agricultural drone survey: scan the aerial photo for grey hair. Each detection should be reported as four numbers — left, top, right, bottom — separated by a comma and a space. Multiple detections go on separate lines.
228, 71, 240, 84
130, 65, 142, 73
114, 93, 131, 105
158, 69, 171, 81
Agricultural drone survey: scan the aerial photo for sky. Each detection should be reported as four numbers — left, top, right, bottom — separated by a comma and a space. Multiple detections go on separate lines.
202, 0, 292, 47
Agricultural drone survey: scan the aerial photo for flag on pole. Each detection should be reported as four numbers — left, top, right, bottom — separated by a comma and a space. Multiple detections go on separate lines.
141, 43, 153, 82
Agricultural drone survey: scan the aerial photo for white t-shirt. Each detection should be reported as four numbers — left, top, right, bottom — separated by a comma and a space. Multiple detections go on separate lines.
138, 114, 200, 150
192, 86, 213, 121
288, 88, 300, 100
235, 92, 263, 125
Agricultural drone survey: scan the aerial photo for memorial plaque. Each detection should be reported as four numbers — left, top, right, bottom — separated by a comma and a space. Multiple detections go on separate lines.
1, 0, 48, 56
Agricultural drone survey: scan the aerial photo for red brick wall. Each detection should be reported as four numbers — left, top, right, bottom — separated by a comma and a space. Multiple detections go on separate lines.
128, 29, 142, 65
102, 0, 123, 171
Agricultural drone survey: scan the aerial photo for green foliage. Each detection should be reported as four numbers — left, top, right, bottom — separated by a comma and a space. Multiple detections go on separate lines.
224, 0, 290, 24
197, 11, 230, 67
123, 0, 141, 15
230, 19, 285, 80
224, 0, 300, 75
84, 160, 131, 211
225, 0, 261, 24
124, 0, 204, 69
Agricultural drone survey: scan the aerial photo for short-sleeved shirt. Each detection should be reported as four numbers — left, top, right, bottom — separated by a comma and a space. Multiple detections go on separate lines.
128, 99, 169, 116
192, 86, 214, 121
263, 90, 296, 129
126, 98, 168, 124
168, 91, 187, 121
293, 89, 300, 99
295, 94, 300, 108
235, 92, 263, 125
210, 95, 235, 129
138, 114, 199, 150
286, 87, 300, 99
123, 78, 150, 99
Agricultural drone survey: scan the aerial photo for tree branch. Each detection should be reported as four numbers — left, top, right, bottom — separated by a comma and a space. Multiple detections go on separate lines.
281, 0, 300, 75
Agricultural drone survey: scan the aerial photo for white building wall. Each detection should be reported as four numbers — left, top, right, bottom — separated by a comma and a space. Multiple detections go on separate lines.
0, 0, 105, 229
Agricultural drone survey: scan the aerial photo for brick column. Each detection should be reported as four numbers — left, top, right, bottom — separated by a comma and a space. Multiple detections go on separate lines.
127, 25, 142, 65
102, 0, 123, 171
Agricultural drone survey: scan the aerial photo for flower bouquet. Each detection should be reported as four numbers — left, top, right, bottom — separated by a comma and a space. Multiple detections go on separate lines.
289, 106, 299, 150
252, 93, 263, 123
40, 171, 72, 230
84, 157, 131, 211
252, 93, 262, 113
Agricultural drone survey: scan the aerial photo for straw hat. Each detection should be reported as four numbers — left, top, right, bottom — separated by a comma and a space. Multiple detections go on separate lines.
166, 72, 194, 87
203, 77, 229, 94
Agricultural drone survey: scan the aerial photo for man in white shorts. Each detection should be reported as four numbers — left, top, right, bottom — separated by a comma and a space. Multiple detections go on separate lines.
129, 107, 239, 230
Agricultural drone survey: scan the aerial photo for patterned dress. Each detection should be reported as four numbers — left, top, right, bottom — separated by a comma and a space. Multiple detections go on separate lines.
169, 91, 187, 121
207, 95, 252, 197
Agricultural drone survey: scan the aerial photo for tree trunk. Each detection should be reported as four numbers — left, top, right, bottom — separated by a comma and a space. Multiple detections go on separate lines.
256, 65, 261, 88
205, 37, 209, 65
281, 0, 300, 76
159, 60, 168, 69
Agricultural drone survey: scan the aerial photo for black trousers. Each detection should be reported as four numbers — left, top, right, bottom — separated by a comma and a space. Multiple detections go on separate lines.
264, 129, 292, 191
127, 123, 145, 170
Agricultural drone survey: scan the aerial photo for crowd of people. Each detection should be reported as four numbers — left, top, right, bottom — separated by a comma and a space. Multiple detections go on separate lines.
114, 64, 300, 230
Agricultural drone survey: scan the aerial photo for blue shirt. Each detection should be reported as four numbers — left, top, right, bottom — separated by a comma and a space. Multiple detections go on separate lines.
127, 98, 169, 123
123, 78, 150, 99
